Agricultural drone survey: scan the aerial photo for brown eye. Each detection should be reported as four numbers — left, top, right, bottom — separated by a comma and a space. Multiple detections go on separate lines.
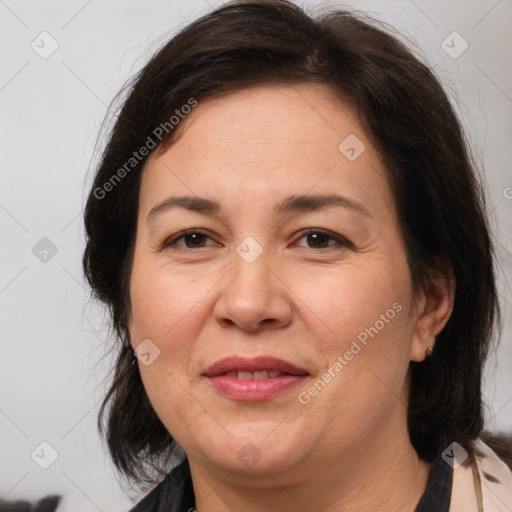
295, 229, 350, 249
163, 229, 216, 249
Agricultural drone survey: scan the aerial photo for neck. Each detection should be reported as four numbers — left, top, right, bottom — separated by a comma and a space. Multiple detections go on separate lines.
189, 421, 432, 512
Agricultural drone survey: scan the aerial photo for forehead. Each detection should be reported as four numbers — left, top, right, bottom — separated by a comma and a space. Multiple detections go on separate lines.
139, 83, 390, 220
161, 83, 361, 160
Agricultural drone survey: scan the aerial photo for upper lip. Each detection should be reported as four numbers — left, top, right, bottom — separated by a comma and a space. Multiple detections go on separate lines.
203, 356, 309, 377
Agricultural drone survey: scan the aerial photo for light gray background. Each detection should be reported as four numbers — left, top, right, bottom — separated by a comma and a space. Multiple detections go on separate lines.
1, 0, 511, 510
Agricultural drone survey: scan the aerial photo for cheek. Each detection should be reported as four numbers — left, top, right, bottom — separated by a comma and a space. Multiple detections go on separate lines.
303, 260, 408, 343
128, 259, 206, 402
303, 260, 412, 403
299, 272, 411, 439
129, 262, 211, 439
129, 257, 207, 343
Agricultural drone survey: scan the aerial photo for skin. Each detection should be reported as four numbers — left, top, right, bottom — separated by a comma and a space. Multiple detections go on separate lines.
128, 83, 455, 512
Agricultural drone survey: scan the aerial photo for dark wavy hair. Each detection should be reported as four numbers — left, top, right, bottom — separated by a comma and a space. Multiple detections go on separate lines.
82, 0, 504, 489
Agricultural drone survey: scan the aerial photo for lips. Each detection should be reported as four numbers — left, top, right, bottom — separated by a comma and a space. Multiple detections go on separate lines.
203, 356, 309, 379
203, 356, 309, 401
202, 356, 310, 401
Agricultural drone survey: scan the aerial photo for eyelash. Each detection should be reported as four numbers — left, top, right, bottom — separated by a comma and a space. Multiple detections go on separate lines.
161, 228, 351, 251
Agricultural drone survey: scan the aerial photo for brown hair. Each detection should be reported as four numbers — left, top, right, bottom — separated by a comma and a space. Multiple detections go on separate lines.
82, 0, 504, 489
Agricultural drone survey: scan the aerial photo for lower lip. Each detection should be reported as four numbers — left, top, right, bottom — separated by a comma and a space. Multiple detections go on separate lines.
205, 375, 308, 401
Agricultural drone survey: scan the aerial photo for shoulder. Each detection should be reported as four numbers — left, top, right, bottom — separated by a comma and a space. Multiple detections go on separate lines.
127, 458, 195, 512
474, 435, 512, 508
450, 433, 512, 512
478, 430, 512, 471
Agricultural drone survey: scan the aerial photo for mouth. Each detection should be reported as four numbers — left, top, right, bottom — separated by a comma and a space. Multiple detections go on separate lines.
202, 356, 309, 401
202, 355, 309, 378
222, 370, 295, 380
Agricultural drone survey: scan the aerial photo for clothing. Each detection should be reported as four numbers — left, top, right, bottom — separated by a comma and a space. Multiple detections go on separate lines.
414, 436, 453, 511
450, 438, 512, 511
128, 437, 512, 512
128, 458, 195, 512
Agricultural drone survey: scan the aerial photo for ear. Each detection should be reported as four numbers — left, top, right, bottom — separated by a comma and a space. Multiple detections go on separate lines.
409, 258, 456, 362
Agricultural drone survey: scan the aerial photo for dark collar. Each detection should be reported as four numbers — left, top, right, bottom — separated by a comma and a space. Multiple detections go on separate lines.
128, 457, 194, 512
414, 437, 453, 512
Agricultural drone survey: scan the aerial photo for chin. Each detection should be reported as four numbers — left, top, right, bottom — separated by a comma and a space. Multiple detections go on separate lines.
199, 429, 308, 474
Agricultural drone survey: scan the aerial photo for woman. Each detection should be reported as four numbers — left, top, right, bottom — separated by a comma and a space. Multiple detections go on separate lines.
82, 1, 512, 510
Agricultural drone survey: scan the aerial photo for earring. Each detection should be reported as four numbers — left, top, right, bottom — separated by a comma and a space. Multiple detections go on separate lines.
426, 346, 433, 357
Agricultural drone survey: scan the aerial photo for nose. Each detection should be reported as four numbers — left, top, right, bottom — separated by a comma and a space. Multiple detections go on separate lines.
213, 248, 293, 332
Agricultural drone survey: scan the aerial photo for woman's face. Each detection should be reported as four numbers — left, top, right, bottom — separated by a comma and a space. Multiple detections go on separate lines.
128, 83, 436, 478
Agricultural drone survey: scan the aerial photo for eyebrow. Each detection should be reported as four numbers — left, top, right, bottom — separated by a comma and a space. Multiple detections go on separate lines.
147, 193, 373, 223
